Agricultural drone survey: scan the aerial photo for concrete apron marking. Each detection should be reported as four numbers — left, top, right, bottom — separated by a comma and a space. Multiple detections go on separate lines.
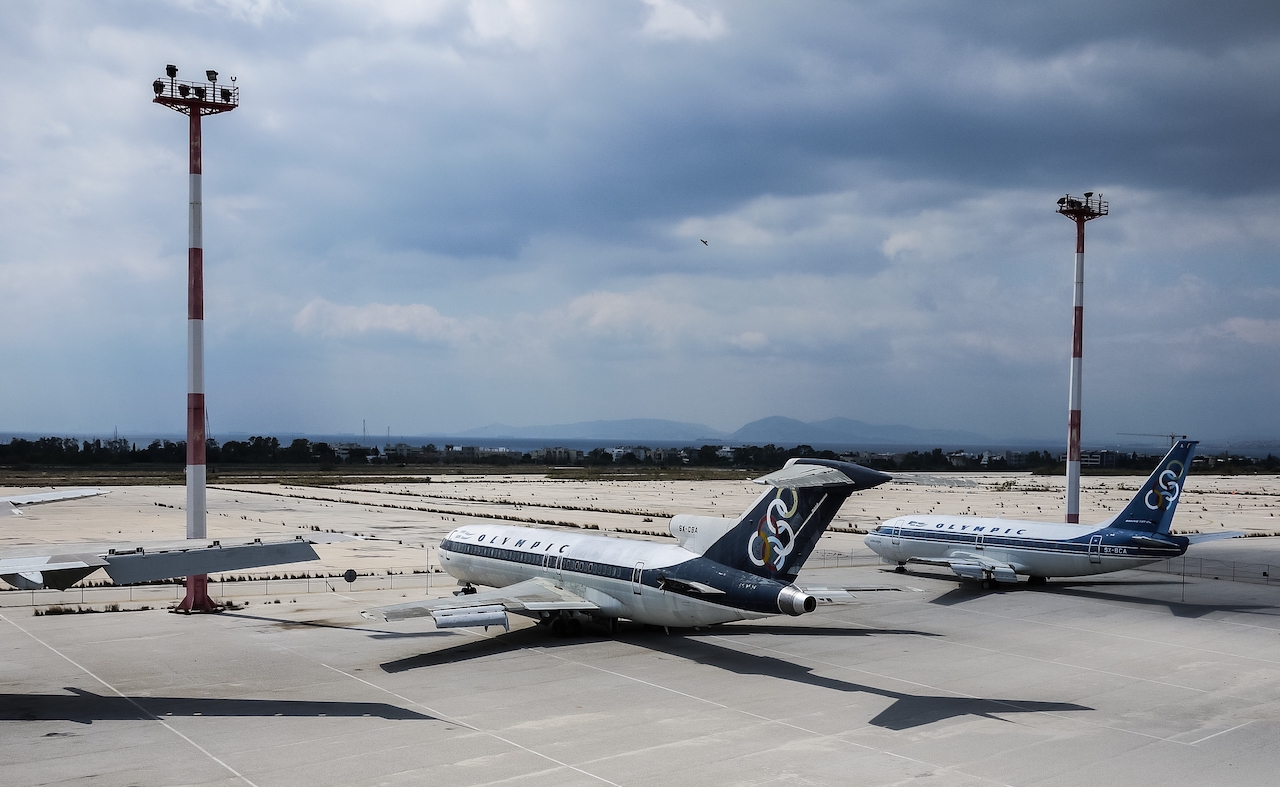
456, 627, 1014, 787
257, 639, 621, 787
0, 612, 261, 787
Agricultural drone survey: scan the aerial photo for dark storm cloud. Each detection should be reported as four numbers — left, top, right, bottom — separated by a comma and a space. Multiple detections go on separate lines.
0, 1, 1276, 439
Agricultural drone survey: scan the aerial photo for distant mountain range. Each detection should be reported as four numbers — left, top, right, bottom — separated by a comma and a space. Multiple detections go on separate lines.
726, 416, 987, 447
453, 416, 987, 447
454, 419, 720, 442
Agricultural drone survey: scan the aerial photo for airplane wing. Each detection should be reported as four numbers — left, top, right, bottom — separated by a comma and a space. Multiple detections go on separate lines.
907, 552, 1019, 583
3, 488, 109, 514
0, 535, 328, 591
363, 577, 599, 627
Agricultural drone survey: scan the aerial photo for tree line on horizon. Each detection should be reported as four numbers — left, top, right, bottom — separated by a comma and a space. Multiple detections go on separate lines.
2, 436, 1275, 474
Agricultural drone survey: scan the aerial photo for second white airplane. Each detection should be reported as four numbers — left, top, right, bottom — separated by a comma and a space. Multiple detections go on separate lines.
865, 440, 1238, 588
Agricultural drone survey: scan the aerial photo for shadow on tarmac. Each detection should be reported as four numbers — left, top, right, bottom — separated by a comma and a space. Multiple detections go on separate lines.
0, 686, 433, 724
378, 622, 935, 673
222, 611, 454, 639
926, 580, 1278, 619
639, 633, 1091, 730
380, 623, 1086, 730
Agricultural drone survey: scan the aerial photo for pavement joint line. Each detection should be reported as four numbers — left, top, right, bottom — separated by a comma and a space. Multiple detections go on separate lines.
453, 628, 1013, 787
255, 635, 621, 787
1186, 719, 1254, 745
0, 611, 262, 787
710, 632, 1193, 747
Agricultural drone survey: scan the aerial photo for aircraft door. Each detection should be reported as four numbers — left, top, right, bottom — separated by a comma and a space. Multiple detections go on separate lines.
632, 562, 644, 595
1088, 535, 1103, 564
890, 526, 901, 545
975, 534, 985, 551
544, 554, 562, 585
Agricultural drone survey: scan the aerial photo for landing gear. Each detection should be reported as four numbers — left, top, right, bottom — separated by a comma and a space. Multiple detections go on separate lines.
549, 614, 583, 638
895, 563, 907, 574
1027, 576, 1048, 586
980, 579, 993, 590
454, 584, 478, 596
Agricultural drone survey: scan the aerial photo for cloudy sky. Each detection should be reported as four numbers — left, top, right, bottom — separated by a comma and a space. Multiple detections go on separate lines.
2, 0, 1278, 443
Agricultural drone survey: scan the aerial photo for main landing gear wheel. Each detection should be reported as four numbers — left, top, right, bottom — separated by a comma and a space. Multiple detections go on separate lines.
1028, 576, 1048, 586
549, 616, 582, 638
980, 579, 993, 590
895, 563, 907, 574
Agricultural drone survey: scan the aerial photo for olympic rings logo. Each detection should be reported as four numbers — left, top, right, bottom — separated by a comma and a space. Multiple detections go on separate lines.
1144, 460, 1184, 511
748, 490, 799, 570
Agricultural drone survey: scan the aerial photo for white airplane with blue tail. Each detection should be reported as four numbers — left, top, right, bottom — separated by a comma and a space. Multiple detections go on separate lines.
865, 440, 1240, 588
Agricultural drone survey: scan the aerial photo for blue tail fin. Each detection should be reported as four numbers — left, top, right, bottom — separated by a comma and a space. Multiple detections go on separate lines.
702, 459, 891, 580
1109, 439, 1197, 534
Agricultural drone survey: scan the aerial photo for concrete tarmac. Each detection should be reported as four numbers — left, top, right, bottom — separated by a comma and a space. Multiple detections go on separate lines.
3, 561, 1278, 787
2, 474, 1279, 785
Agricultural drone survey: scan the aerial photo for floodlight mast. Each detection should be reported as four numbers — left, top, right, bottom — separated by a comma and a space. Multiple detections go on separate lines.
1055, 192, 1108, 524
153, 66, 238, 612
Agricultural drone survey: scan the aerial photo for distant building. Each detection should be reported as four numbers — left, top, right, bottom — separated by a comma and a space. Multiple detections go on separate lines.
383, 443, 415, 458
1060, 450, 1117, 468
531, 447, 581, 464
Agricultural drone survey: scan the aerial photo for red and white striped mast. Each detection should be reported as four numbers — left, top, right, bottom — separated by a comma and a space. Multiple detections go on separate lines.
153, 65, 238, 612
1055, 192, 1107, 524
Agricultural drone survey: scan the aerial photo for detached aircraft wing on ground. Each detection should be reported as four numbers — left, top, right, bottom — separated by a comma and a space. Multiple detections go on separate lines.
0, 488, 348, 591
3, 488, 109, 515
0, 536, 329, 591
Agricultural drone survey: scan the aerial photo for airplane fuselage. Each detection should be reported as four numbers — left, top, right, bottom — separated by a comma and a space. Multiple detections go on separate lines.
865, 515, 1189, 580
439, 524, 814, 628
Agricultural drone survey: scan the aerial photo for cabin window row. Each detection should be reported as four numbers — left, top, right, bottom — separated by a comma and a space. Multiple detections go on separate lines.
443, 540, 630, 580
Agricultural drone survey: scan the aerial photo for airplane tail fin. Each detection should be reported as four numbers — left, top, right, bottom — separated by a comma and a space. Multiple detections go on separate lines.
1109, 439, 1197, 534
701, 459, 891, 581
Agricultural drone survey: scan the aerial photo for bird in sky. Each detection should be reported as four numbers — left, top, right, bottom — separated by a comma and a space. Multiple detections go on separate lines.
700, 239, 708, 245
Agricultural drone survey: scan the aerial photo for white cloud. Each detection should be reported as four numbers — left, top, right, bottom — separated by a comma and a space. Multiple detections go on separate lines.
640, 0, 726, 41
293, 298, 477, 344
1210, 318, 1280, 347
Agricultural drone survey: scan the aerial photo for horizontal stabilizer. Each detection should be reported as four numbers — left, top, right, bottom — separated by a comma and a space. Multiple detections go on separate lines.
1185, 531, 1246, 544
754, 463, 856, 488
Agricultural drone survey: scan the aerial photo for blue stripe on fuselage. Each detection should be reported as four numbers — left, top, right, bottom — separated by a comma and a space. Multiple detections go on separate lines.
440, 538, 795, 615
871, 526, 1186, 558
